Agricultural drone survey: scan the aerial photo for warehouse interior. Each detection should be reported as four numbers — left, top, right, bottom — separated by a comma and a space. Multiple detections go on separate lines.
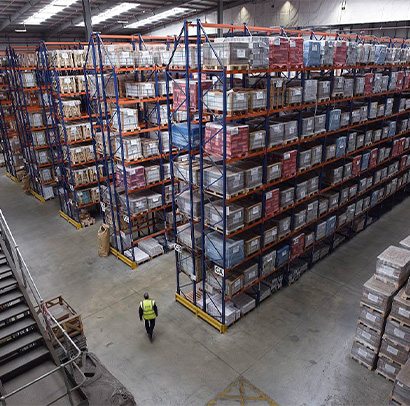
1, 0, 410, 405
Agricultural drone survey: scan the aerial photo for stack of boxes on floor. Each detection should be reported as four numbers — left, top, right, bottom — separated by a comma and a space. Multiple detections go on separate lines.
169, 28, 410, 329
351, 242, 410, 383
91, 42, 175, 262
391, 356, 410, 405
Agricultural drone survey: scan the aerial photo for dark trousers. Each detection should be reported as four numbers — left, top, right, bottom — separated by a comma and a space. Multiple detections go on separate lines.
144, 319, 155, 337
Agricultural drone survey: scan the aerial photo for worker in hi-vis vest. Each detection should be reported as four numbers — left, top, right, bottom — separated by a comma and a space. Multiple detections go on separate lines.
139, 292, 158, 341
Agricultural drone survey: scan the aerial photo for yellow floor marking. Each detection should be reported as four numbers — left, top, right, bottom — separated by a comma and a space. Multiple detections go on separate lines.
206, 376, 278, 406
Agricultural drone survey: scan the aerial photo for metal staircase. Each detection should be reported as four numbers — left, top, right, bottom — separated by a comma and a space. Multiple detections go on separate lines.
0, 210, 86, 405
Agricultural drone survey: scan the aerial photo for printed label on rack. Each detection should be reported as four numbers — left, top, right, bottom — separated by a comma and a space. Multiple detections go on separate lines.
69, 184, 74, 191
214, 265, 224, 277
266, 191, 272, 199
190, 274, 197, 281
123, 215, 130, 223
174, 244, 182, 253
120, 231, 126, 239
100, 202, 106, 212
68, 198, 73, 206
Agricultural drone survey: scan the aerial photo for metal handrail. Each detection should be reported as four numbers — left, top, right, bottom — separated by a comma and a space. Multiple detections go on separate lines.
0, 209, 86, 405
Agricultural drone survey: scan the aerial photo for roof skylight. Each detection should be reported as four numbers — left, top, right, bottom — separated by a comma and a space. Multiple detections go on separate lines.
24, 0, 78, 25
124, 7, 189, 29
77, 2, 139, 26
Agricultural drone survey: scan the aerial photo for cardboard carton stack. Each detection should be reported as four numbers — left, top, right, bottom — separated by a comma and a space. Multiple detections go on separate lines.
351, 245, 410, 375
390, 357, 410, 405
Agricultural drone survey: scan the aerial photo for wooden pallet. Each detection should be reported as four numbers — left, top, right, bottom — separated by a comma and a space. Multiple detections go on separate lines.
283, 137, 298, 145
203, 64, 249, 71
389, 394, 408, 406
353, 337, 378, 353
80, 217, 96, 228
209, 223, 245, 236
349, 354, 375, 370
205, 188, 243, 201
388, 314, 410, 328
317, 97, 331, 103
184, 290, 203, 304
270, 64, 288, 69
286, 101, 302, 107
356, 319, 383, 335
376, 369, 396, 383
332, 93, 345, 99
359, 301, 387, 317
301, 133, 315, 140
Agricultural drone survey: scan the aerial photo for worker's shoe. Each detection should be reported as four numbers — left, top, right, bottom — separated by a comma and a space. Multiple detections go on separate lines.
149, 332, 153, 342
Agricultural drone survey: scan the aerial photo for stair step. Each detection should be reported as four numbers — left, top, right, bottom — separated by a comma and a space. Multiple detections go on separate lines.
0, 289, 23, 307
0, 304, 30, 324
3, 360, 73, 405
0, 276, 17, 291
0, 331, 43, 362
0, 258, 7, 266
0, 264, 12, 277
0, 345, 50, 382
0, 317, 36, 342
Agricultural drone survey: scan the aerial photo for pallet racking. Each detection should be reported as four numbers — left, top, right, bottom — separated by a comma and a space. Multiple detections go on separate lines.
5, 46, 54, 202
167, 20, 410, 333
85, 33, 179, 268
38, 41, 99, 228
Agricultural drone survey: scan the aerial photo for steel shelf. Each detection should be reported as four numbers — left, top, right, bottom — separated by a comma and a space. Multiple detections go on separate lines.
168, 19, 410, 332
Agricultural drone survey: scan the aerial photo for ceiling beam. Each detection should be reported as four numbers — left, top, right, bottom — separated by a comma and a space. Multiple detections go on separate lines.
0, 0, 44, 33
51, 0, 141, 35
135, 0, 252, 34
105, 0, 195, 34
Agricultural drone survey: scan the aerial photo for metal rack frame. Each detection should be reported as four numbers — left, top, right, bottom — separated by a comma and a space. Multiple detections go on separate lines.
167, 20, 410, 333
85, 33, 176, 268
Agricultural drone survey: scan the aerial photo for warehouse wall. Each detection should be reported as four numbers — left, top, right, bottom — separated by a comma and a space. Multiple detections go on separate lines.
146, 0, 410, 36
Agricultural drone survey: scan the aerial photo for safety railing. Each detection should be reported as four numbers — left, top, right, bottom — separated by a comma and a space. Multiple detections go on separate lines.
0, 209, 86, 406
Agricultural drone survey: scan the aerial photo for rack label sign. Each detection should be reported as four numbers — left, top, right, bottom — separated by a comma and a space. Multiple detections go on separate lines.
100, 202, 106, 212
175, 244, 182, 253
123, 215, 130, 223
214, 265, 224, 277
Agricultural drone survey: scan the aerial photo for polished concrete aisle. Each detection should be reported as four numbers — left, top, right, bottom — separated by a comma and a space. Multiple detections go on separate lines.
0, 169, 407, 406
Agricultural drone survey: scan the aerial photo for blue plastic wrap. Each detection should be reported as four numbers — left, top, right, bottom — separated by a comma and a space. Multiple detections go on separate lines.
171, 123, 201, 149
303, 40, 321, 67
276, 244, 290, 268
330, 136, 347, 158
361, 152, 370, 171
374, 45, 387, 65
205, 231, 244, 268
326, 215, 337, 236
387, 121, 397, 138
328, 109, 341, 131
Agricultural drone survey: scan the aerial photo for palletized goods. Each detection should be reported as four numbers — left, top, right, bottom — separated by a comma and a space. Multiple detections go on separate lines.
203, 165, 244, 196
334, 40, 347, 66
319, 40, 334, 66
171, 123, 201, 149
205, 232, 244, 268
205, 200, 244, 233
203, 42, 250, 68
204, 122, 249, 158
361, 276, 397, 313
375, 245, 410, 287
269, 37, 289, 67
303, 40, 321, 67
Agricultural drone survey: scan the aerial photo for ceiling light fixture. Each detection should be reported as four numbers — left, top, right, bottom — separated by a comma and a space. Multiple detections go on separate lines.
77, 2, 139, 26
24, 0, 78, 25
125, 7, 189, 29
15, 25, 27, 32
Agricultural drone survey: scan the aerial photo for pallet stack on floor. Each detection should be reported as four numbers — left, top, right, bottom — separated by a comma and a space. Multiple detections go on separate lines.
391, 357, 410, 405
351, 240, 410, 385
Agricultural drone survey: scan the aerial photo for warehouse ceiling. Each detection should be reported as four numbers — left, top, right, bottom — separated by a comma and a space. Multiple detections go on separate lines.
0, 0, 247, 42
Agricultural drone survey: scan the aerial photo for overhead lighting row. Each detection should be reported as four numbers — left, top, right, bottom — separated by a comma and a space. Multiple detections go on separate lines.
24, 0, 79, 25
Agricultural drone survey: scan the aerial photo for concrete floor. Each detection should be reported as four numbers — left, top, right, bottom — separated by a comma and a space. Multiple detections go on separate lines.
1, 169, 408, 406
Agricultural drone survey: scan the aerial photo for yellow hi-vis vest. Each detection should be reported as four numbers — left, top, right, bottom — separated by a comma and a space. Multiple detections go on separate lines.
141, 299, 156, 320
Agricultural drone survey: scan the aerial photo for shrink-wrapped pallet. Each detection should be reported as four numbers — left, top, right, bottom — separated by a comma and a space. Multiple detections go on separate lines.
144, 165, 160, 184
319, 40, 334, 66
173, 79, 212, 111
249, 130, 266, 151
269, 37, 289, 67
354, 76, 365, 95
276, 245, 290, 268
122, 193, 148, 216
293, 207, 306, 230
331, 76, 344, 98
177, 224, 202, 251
206, 294, 238, 326
205, 232, 244, 268
303, 40, 321, 67
270, 149, 297, 178
358, 306, 385, 333
328, 108, 342, 131
271, 214, 291, 238
314, 113, 326, 134
346, 41, 358, 66
241, 232, 260, 257
343, 77, 354, 98
279, 186, 294, 208
350, 337, 379, 369
207, 269, 244, 298
376, 356, 401, 381
317, 80, 330, 101
262, 249, 276, 276
203, 165, 244, 196
204, 122, 249, 158
171, 122, 200, 149
354, 322, 382, 352
50, 50, 74, 68
116, 164, 145, 190
229, 161, 262, 191
303, 79, 318, 103
203, 42, 250, 68
139, 238, 164, 258
311, 144, 323, 166
374, 45, 387, 64
375, 245, 410, 287
205, 200, 244, 233
301, 113, 314, 138
232, 292, 256, 315
286, 85, 303, 105
112, 107, 138, 131
385, 319, 410, 346
204, 88, 248, 114
364, 73, 374, 95
273, 117, 298, 142
334, 40, 347, 66
263, 222, 278, 247
248, 89, 267, 111
118, 136, 142, 161
361, 276, 397, 313
265, 188, 280, 217
288, 37, 304, 67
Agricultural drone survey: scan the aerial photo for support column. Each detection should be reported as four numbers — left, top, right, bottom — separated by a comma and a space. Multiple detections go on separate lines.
82, 0, 93, 41
217, 0, 223, 37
